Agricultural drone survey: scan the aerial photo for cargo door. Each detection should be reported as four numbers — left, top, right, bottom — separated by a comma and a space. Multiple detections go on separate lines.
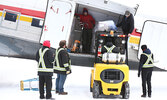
40, 0, 76, 48
138, 20, 167, 70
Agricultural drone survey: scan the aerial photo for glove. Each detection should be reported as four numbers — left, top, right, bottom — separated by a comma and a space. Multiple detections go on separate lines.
138, 72, 140, 77
66, 71, 70, 74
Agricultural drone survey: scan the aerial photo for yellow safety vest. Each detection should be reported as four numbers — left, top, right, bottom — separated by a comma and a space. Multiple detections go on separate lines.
54, 48, 71, 71
142, 53, 154, 68
104, 45, 116, 53
38, 48, 53, 72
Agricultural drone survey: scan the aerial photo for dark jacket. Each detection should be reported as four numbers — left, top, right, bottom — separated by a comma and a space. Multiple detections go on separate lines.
36, 46, 54, 76
138, 49, 154, 74
54, 48, 71, 75
117, 14, 134, 35
75, 8, 95, 29
101, 42, 120, 54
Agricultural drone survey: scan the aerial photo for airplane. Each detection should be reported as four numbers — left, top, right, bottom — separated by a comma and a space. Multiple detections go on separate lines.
0, 0, 165, 71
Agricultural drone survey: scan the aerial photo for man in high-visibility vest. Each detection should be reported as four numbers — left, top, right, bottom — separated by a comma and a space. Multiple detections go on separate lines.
101, 42, 121, 63
36, 40, 54, 100
101, 42, 120, 54
138, 45, 154, 98
54, 40, 71, 95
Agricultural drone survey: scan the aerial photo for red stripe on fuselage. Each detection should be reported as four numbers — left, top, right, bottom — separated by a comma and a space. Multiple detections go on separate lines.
0, 4, 45, 18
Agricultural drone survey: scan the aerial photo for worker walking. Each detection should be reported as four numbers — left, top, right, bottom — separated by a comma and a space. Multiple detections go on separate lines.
138, 45, 154, 98
54, 40, 71, 95
36, 40, 55, 100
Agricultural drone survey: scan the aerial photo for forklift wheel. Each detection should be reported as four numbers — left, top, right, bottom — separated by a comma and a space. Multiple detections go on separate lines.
92, 81, 100, 98
121, 82, 130, 99
90, 75, 92, 92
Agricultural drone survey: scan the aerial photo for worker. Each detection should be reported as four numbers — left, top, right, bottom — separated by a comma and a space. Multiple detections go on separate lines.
101, 42, 121, 63
116, 10, 134, 50
116, 10, 134, 36
54, 40, 71, 95
36, 40, 55, 100
75, 8, 95, 53
138, 45, 154, 98
101, 42, 120, 54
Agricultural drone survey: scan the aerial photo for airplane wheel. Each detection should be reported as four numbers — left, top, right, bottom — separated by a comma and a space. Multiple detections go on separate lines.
92, 81, 100, 98
121, 82, 130, 99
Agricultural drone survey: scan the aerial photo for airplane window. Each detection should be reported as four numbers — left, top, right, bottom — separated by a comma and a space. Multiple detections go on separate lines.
4, 12, 17, 22
31, 18, 43, 28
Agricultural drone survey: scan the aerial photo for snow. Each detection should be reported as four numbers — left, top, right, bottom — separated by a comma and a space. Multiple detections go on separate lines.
0, 57, 167, 100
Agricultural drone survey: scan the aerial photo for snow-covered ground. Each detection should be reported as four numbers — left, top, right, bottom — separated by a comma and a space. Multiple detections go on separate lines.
0, 56, 167, 100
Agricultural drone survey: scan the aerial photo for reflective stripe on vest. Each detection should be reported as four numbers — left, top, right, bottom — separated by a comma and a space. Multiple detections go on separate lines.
38, 68, 53, 72
38, 48, 53, 72
104, 45, 116, 53
142, 53, 154, 68
64, 63, 69, 68
54, 48, 66, 71
63, 58, 71, 68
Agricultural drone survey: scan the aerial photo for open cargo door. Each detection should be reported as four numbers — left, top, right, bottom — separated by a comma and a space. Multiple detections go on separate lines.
40, 0, 76, 48
138, 20, 167, 70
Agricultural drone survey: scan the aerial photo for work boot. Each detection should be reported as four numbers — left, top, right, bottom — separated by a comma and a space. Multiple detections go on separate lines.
55, 91, 59, 94
141, 94, 146, 98
40, 98, 45, 100
59, 92, 68, 95
46, 98, 55, 100
40, 96, 45, 99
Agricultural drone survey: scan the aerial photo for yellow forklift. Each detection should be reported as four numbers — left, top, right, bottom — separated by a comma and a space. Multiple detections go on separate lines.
90, 32, 130, 99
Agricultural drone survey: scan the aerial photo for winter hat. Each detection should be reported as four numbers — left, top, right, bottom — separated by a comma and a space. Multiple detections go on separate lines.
83, 8, 88, 13
106, 42, 113, 47
141, 45, 147, 50
43, 40, 50, 48
125, 10, 130, 16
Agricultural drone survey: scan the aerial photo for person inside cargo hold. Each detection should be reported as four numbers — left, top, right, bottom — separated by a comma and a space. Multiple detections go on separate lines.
116, 10, 134, 49
75, 8, 95, 53
116, 10, 134, 36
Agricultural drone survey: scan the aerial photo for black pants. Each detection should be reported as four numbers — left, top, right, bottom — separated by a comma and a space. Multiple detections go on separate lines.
39, 75, 52, 99
141, 68, 153, 96
82, 28, 92, 53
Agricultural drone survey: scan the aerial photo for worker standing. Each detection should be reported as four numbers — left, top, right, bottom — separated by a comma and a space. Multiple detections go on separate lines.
138, 45, 154, 98
75, 8, 95, 53
116, 10, 134, 36
54, 40, 71, 95
117, 10, 134, 51
36, 40, 55, 100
